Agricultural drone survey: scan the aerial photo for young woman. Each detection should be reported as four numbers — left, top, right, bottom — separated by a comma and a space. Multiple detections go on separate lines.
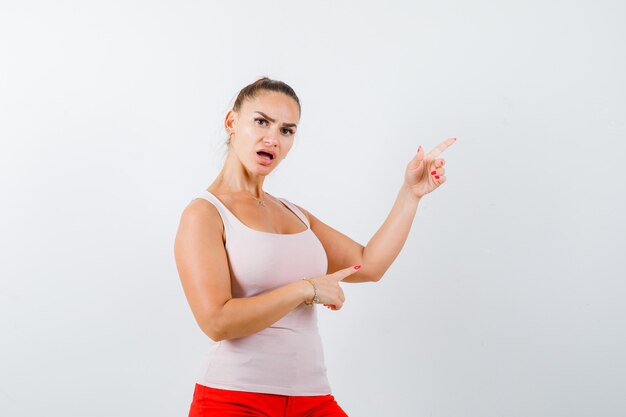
174, 77, 455, 416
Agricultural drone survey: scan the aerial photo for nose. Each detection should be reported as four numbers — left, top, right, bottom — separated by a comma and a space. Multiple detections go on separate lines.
263, 133, 278, 147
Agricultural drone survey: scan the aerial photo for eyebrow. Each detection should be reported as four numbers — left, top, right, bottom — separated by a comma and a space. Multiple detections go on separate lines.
254, 111, 298, 128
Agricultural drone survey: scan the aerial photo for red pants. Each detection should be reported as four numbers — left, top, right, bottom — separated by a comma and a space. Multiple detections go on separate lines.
188, 383, 349, 417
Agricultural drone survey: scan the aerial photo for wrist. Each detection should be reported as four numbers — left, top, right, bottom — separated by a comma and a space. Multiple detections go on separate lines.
400, 183, 422, 203
301, 278, 318, 305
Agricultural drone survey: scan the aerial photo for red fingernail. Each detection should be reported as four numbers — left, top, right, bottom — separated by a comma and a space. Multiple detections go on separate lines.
435, 175, 440, 179
431, 170, 436, 175
354, 265, 361, 270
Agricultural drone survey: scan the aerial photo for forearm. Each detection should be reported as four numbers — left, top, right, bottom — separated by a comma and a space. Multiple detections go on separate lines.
362, 184, 421, 281
213, 279, 313, 341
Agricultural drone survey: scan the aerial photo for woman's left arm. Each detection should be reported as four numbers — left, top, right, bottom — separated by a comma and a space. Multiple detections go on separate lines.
357, 184, 422, 282
299, 137, 457, 283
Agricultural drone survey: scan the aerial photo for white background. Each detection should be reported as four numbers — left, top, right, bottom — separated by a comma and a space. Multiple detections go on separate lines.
1, 1, 625, 416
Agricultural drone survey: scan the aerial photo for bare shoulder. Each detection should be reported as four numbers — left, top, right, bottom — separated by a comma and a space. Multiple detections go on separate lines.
181, 197, 225, 241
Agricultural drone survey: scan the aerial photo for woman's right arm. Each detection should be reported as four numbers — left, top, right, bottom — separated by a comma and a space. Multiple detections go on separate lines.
174, 200, 353, 342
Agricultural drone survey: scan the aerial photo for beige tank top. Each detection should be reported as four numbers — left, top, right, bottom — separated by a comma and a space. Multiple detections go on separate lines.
192, 190, 331, 395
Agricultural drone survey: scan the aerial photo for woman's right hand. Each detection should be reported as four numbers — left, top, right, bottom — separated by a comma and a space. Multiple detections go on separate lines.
305, 265, 361, 311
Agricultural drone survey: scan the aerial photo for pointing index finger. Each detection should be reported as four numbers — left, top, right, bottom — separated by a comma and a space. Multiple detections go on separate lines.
336, 265, 362, 280
426, 137, 457, 159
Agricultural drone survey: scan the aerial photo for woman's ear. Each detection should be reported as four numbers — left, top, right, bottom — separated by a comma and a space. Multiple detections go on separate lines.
224, 109, 237, 133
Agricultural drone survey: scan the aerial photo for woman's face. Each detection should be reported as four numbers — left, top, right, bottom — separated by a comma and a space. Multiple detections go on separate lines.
226, 91, 300, 175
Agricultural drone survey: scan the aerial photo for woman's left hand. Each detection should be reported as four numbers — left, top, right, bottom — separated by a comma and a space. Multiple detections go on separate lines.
404, 137, 457, 198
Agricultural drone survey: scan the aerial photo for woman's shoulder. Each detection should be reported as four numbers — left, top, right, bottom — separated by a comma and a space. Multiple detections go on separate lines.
182, 196, 225, 240
272, 195, 312, 225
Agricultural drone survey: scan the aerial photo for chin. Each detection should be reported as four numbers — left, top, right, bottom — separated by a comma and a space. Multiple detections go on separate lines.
251, 165, 274, 175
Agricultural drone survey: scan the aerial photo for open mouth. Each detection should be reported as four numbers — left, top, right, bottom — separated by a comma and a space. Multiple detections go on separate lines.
257, 151, 274, 161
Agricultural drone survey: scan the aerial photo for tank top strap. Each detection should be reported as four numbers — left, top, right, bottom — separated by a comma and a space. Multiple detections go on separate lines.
192, 190, 236, 235
277, 197, 310, 228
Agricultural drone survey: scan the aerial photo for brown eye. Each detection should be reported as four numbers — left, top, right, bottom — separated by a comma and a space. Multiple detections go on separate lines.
282, 128, 294, 135
255, 118, 268, 126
